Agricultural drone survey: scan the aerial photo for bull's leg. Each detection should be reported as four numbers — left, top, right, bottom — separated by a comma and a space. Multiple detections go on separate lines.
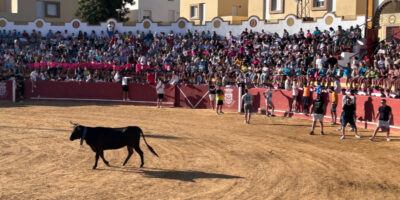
123, 146, 134, 166
100, 150, 110, 166
93, 152, 100, 169
134, 145, 144, 168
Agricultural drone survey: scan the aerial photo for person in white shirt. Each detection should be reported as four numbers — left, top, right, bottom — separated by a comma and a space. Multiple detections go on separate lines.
169, 71, 179, 85
291, 79, 299, 112
114, 71, 121, 83
122, 76, 132, 101
264, 85, 276, 117
156, 78, 165, 108
30, 69, 39, 93
241, 89, 253, 124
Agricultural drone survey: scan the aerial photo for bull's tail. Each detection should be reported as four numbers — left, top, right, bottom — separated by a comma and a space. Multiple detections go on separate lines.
140, 130, 159, 157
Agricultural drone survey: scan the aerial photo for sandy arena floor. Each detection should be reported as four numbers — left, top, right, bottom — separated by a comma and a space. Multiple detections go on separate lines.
1, 101, 400, 200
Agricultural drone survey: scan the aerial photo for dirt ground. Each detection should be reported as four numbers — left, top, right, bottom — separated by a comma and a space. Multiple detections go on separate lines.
1, 101, 400, 200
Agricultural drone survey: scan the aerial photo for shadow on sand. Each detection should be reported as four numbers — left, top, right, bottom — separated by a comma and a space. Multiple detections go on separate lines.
97, 167, 243, 182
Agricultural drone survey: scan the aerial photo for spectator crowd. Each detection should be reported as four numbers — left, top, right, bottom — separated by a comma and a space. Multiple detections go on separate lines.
1, 24, 399, 97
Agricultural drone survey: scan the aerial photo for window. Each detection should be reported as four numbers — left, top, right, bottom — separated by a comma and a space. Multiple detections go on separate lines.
312, 0, 328, 10
143, 10, 152, 19
314, 0, 324, 7
11, 0, 18, 13
190, 5, 199, 19
168, 10, 175, 22
44, 2, 60, 17
36, 1, 45, 18
270, 0, 283, 14
37, 1, 60, 18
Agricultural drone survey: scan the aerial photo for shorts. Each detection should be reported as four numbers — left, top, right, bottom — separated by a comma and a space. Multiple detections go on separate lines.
209, 94, 216, 101
378, 120, 390, 129
330, 104, 337, 113
266, 98, 274, 106
217, 100, 223, 106
157, 93, 164, 99
244, 104, 252, 112
342, 117, 356, 129
313, 114, 324, 122
122, 85, 129, 92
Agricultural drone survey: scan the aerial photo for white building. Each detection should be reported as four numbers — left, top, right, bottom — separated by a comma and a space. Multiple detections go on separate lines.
125, 0, 180, 25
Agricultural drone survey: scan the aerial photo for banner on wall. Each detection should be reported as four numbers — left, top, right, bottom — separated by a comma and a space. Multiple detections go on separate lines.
224, 88, 235, 108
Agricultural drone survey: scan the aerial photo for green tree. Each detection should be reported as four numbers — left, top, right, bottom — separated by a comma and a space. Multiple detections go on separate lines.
75, 0, 133, 25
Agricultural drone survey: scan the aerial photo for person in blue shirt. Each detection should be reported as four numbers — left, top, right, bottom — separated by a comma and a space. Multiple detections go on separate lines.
313, 27, 322, 36
307, 66, 316, 76
343, 63, 352, 78
319, 67, 327, 77
295, 66, 302, 76
283, 65, 292, 77
358, 63, 367, 77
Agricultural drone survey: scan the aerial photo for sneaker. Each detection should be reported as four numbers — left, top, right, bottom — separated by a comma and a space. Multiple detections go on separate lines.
340, 135, 345, 140
330, 122, 336, 125
387, 137, 391, 142
309, 131, 315, 135
349, 128, 355, 132
369, 137, 374, 141
355, 134, 361, 139
320, 131, 325, 135
271, 114, 276, 117
337, 127, 342, 131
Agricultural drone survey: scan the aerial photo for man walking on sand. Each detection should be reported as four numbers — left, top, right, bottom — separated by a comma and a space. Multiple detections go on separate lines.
341, 98, 361, 140
242, 89, 253, 124
370, 99, 393, 142
156, 78, 165, 108
264, 85, 276, 117
309, 94, 325, 135
330, 87, 338, 125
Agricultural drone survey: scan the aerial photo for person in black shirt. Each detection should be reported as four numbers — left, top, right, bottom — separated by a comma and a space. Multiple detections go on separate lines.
370, 99, 393, 141
394, 89, 400, 99
309, 95, 325, 135
208, 81, 217, 110
341, 98, 361, 140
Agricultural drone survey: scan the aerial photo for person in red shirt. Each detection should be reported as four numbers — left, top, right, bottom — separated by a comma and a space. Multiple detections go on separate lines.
147, 72, 155, 84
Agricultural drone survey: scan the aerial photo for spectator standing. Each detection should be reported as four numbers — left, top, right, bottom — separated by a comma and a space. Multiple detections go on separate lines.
370, 99, 393, 141
30, 69, 38, 93
333, 76, 341, 93
349, 89, 357, 132
216, 86, 224, 114
121, 76, 132, 101
341, 98, 361, 140
330, 87, 338, 125
242, 89, 253, 124
291, 79, 299, 112
338, 89, 349, 131
156, 78, 165, 108
208, 81, 217, 110
302, 83, 312, 115
309, 94, 325, 135
264, 85, 276, 117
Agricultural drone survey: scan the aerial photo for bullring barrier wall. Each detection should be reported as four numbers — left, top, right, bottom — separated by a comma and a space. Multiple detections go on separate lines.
1, 81, 398, 132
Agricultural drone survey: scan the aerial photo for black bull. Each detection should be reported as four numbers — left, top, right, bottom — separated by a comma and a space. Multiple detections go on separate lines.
69, 123, 158, 169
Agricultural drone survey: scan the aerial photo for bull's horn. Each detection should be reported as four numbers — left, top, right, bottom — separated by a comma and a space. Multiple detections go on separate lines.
70, 121, 78, 126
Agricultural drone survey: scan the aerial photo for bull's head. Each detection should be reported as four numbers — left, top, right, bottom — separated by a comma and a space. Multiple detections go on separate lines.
69, 122, 85, 145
